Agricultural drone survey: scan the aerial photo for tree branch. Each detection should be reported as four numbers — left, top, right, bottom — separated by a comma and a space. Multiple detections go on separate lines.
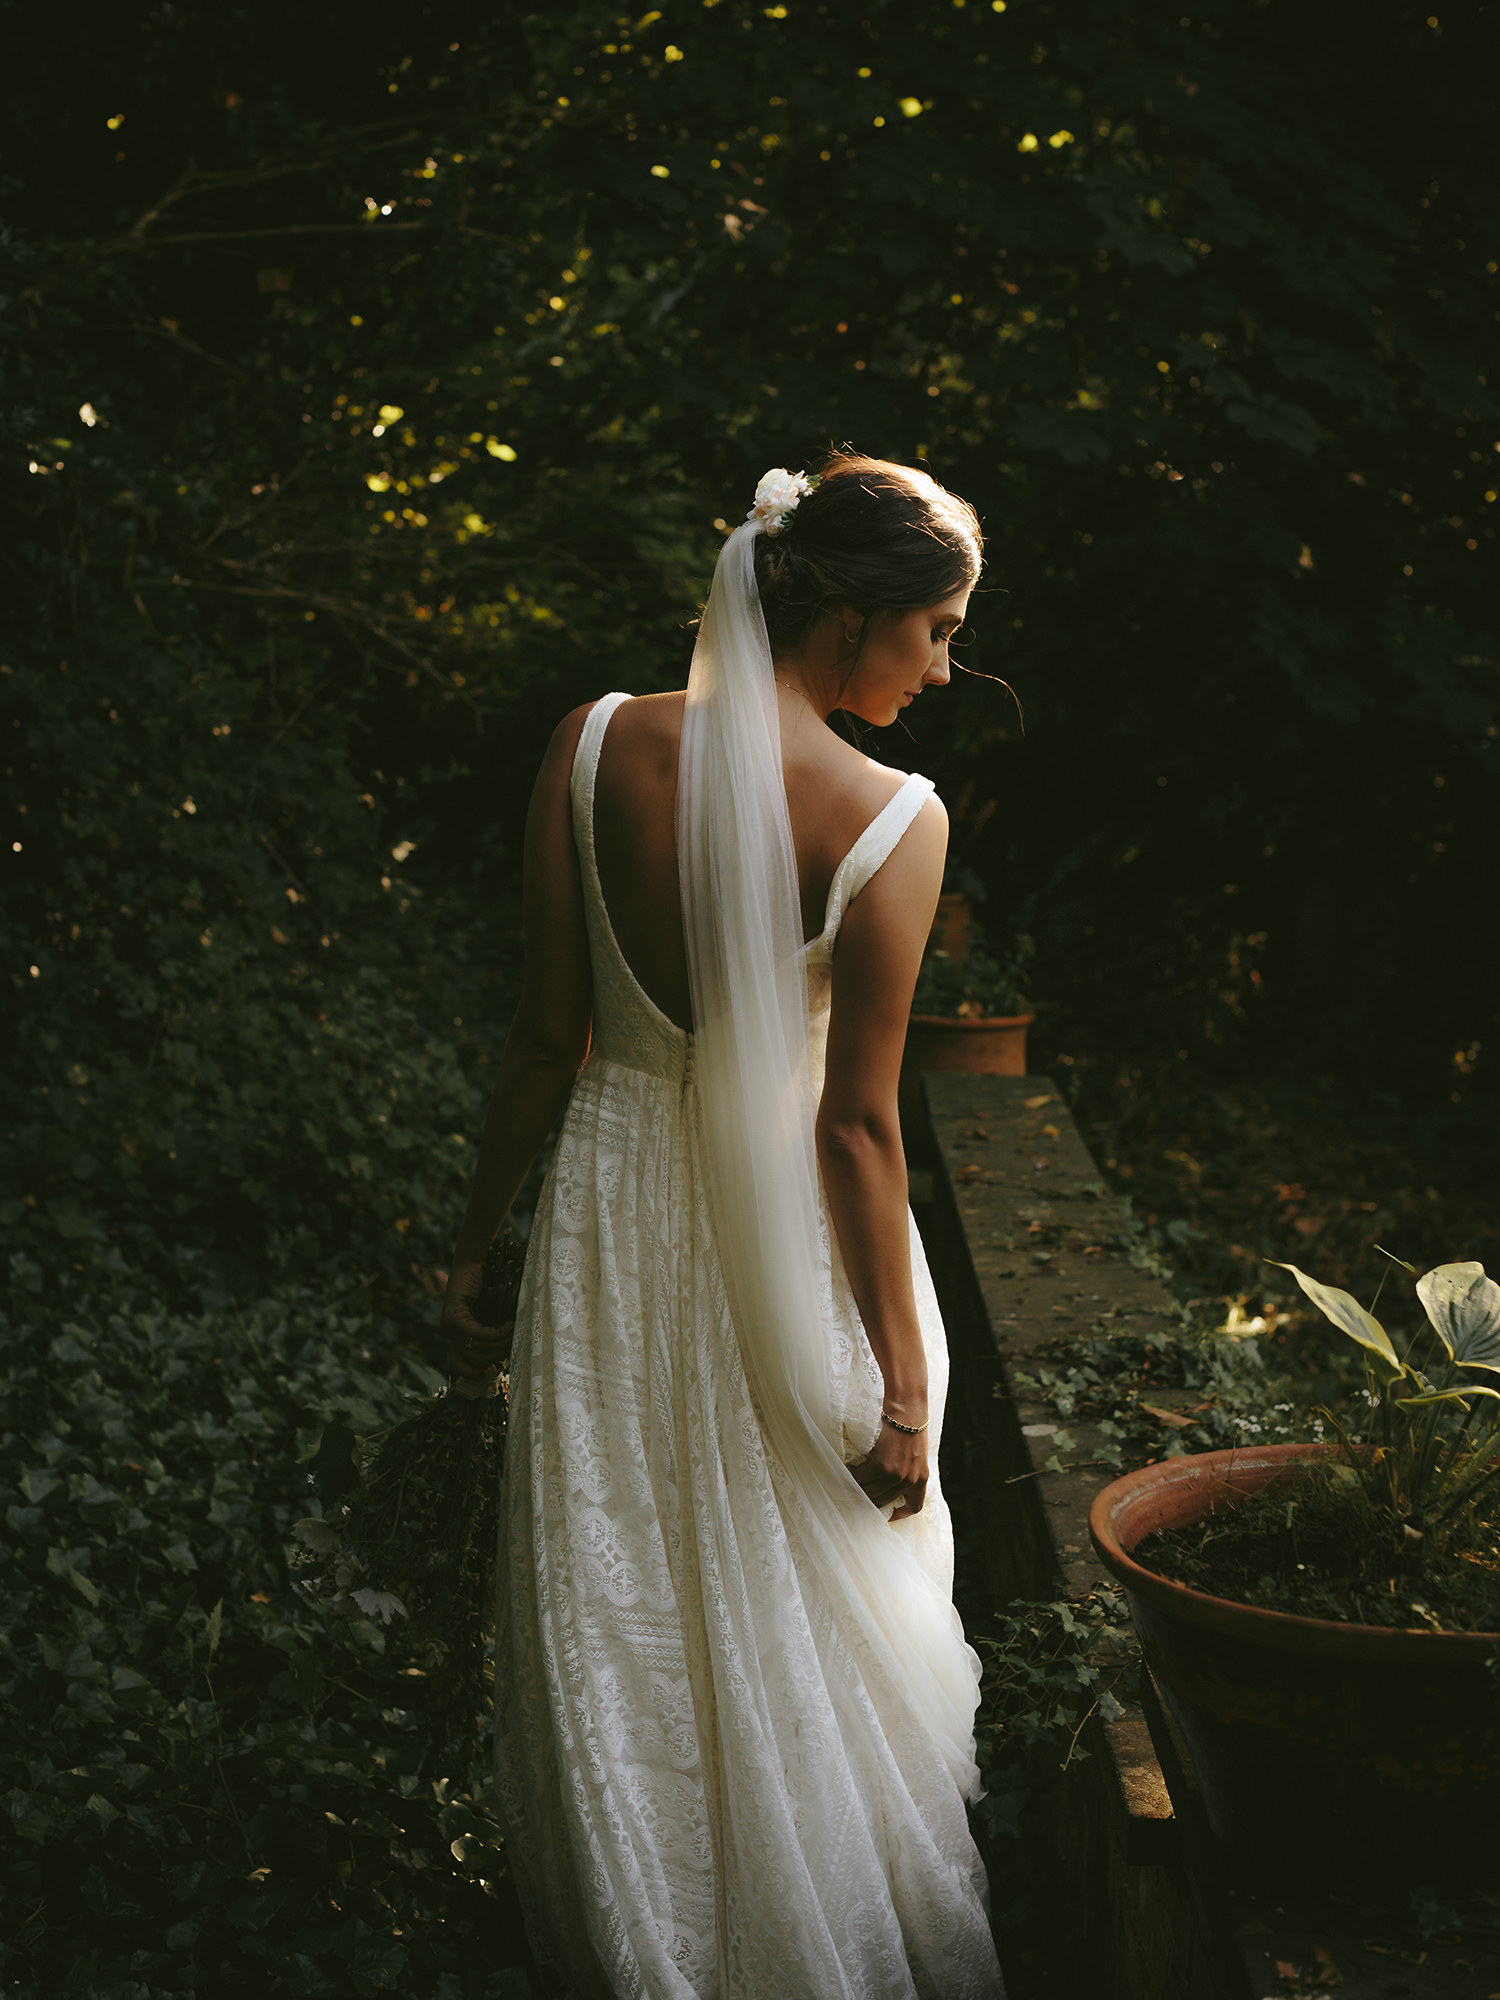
163, 573, 468, 708
104, 221, 432, 255
117, 125, 421, 244
193, 454, 317, 553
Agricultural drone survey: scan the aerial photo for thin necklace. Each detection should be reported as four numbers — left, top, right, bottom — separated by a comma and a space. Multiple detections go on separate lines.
775, 679, 820, 714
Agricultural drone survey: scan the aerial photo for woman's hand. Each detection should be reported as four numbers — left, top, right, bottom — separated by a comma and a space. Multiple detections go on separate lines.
441, 1256, 515, 1387
851, 1417, 929, 1523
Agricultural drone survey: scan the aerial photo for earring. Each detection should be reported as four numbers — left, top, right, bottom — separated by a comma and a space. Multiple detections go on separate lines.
843, 625, 860, 645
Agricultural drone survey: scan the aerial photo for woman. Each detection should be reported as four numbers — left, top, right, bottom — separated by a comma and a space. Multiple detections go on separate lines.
442, 453, 1005, 1999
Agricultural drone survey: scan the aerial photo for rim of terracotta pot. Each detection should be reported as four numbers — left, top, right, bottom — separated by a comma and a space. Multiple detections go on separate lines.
908, 1011, 1034, 1032
1088, 1442, 1500, 1658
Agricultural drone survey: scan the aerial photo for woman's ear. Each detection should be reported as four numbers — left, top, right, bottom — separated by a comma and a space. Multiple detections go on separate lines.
839, 606, 866, 647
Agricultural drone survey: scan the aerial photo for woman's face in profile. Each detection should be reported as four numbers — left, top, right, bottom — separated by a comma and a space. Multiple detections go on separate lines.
838, 593, 970, 728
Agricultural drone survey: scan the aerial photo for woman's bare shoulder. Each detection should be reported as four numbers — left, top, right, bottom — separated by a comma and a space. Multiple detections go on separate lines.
593, 690, 685, 788
531, 702, 596, 792
788, 724, 913, 823
540, 689, 678, 769
610, 689, 685, 734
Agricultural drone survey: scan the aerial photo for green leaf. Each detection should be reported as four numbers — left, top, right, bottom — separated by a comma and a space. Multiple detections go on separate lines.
45, 1546, 101, 1606
1268, 1262, 1404, 1383
1396, 1385, 1500, 1413
1416, 1262, 1500, 1373
1375, 1244, 1420, 1274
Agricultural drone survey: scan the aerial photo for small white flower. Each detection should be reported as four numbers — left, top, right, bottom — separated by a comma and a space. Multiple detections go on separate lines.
352, 1586, 409, 1625
749, 467, 812, 536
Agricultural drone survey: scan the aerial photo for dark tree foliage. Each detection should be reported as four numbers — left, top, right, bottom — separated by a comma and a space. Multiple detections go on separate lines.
2, 2, 1497, 1991
6, 0, 1497, 1296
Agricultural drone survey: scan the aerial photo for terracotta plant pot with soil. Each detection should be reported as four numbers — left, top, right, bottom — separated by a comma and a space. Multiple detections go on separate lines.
901, 890, 1036, 1147
897, 1012, 1033, 1143
1089, 1443, 1500, 1888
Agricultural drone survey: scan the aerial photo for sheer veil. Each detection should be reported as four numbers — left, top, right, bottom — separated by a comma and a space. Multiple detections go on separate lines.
677, 508, 984, 1800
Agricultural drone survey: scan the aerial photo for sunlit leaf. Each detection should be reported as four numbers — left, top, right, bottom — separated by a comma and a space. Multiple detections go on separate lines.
1396, 1385, 1500, 1412
1416, 1262, 1500, 1372
1268, 1262, 1404, 1383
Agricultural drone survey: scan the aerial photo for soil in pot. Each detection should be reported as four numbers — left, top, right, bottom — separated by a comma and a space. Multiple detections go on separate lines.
1135, 1455, 1500, 1633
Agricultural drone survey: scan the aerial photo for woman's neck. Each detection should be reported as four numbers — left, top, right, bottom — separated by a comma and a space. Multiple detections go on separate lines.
772, 627, 848, 721
773, 673, 831, 724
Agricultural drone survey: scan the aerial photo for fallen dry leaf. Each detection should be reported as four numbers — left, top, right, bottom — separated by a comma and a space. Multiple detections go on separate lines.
1271, 1958, 1343, 1996
1024, 1093, 1059, 1109
1141, 1402, 1196, 1429
1313, 1943, 1342, 1987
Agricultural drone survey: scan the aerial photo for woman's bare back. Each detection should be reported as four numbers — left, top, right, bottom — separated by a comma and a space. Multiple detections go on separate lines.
592, 690, 911, 1032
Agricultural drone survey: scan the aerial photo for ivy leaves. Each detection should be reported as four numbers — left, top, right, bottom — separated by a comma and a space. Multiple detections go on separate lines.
1, 1266, 530, 1992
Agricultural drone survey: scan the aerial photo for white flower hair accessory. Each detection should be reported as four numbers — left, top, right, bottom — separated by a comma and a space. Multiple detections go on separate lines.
749, 466, 813, 536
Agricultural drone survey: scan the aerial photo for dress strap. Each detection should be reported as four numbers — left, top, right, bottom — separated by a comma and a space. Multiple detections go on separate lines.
826, 773, 936, 931
569, 691, 632, 883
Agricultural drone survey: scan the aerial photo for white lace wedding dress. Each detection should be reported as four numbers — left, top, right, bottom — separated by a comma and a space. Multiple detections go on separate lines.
493, 693, 1003, 1999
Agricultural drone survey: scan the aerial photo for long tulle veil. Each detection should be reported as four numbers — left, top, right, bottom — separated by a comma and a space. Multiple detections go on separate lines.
676, 509, 983, 1798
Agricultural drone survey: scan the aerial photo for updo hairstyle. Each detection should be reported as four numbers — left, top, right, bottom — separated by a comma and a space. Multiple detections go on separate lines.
753, 451, 982, 660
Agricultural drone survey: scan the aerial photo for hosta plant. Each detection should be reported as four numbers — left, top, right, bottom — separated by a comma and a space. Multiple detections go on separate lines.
1274, 1254, 1500, 1553
1140, 1256, 1500, 1631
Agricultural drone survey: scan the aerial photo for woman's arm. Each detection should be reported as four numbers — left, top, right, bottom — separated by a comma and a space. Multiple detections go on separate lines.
441, 705, 595, 1384
816, 794, 947, 1519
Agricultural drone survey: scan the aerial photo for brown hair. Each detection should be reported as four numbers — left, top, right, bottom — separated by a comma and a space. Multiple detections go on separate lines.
753, 450, 982, 658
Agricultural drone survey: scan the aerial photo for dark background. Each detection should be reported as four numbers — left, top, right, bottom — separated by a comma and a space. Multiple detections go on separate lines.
7, 0, 1498, 1311
3, 1, 1497, 1990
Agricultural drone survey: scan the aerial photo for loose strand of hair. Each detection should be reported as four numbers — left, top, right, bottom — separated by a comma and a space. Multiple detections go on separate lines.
953, 661, 1025, 735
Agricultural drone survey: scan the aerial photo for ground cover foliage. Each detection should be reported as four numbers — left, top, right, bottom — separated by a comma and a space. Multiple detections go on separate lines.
1, 1259, 533, 1996
4, 0, 1499, 1990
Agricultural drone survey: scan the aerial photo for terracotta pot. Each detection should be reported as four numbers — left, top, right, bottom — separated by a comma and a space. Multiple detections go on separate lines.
1089, 1444, 1500, 1886
905, 1011, 1032, 1078
898, 1012, 1032, 1148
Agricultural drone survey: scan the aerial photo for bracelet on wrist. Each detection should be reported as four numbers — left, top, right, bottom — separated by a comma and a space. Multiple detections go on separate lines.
881, 1408, 929, 1436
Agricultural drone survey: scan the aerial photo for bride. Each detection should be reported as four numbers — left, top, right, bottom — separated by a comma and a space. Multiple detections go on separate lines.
442, 452, 1005, 1999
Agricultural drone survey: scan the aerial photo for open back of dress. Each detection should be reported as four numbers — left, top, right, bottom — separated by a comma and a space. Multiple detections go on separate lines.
493, 694, 1004, 1999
